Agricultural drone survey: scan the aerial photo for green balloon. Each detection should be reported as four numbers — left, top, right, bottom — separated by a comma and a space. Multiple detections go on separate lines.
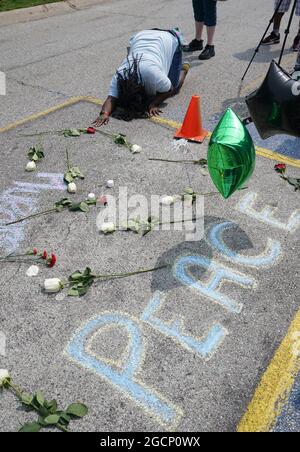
208, 108, 256, 199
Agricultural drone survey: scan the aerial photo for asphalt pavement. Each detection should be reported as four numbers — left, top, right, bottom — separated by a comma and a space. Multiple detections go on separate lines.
0, 0, 300, 432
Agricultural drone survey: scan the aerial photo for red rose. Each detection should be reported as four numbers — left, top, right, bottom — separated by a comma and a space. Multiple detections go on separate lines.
48, 254, 57, 268
87, 127, 96, 134
42, 250, 48, 260
274, 163, 286, 173
33, 248, 38, 255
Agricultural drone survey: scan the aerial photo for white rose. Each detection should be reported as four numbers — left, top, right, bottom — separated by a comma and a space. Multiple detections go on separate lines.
0, 369, 10, 387
160, 196, 174, 206
131, 144, 142, 154
44, 278, 63, 293
67, 182, 77, 194
26, 161, 37, 172
106, 180, 114, 188
88, 193, 96, 201
100, 222, 116, 234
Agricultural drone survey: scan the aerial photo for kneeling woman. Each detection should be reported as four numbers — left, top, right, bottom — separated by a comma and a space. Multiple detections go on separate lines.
93, 29, 189, 127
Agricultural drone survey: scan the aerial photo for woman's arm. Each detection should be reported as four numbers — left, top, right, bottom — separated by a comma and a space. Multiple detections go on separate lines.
92, 96, 117, 127
148, 90, 174, 116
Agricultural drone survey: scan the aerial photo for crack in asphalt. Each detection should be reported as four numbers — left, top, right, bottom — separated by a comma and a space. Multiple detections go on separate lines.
3, 263, 22, 285
4, 28, 138, 73
7, 76, 68, 97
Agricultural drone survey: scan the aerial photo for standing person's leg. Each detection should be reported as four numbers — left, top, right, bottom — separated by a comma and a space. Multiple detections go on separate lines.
198, 0, 217, 60
183, 0, 205, 52
292, 19, 300, 51
295, 47, 300, 70
292, 46, 300, 80
262, 0, 291, 45
292, 3, 300, 51
293, 22, 300, 77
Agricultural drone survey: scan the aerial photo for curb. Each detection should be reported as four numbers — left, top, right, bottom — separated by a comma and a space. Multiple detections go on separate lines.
0, 0, 108, 27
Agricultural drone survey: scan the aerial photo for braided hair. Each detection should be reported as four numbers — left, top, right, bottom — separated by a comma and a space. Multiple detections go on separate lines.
114, 54, 149, 121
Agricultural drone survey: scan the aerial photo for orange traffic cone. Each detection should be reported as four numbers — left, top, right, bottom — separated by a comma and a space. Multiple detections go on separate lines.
174, 95, 208, 143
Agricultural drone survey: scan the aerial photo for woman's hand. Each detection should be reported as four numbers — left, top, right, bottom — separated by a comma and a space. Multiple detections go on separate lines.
149, 105, 162, 117
92, 112, 110, 127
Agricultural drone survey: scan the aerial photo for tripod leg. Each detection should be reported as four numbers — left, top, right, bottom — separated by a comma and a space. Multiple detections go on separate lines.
241, 0, 285, 81
279, 0, 298, 65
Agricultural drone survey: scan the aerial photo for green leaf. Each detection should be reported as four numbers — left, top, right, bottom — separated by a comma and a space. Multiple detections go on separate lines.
86, 199, 97, 206
70, 271, 83, 281
44, 414, 60, 425
35, 390, 45, 407
59, 412, 71, 425
114, 134, 127, 145
68, 202, 81, 211
68, 288, 80, 297
71, 166, 81, 175
77, 285, 90, 296
21, 392, 33, 406
83, 267, 92, 277
36, 150, 44, 159
38, 416, 47, 426
38, 406, 49, 418
127, 219, 140, 233
64, 171, 74, 183
64, 128, 81, 137
19, 422, 41, 433
66, 403, 88, 418
287, 177, 300, 187
55, 198, 72, 209
48, 400, 58, 414
79, 202, 89, 213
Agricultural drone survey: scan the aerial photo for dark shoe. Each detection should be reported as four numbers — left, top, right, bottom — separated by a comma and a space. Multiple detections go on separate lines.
292, 34, 300, 52
262, 31, 280, 45
198, 45, 215, 60
183, 38, 203, 52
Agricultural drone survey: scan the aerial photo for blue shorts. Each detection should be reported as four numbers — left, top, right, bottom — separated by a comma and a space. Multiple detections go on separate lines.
193, 0, 217, 27
168, 45, 182, 90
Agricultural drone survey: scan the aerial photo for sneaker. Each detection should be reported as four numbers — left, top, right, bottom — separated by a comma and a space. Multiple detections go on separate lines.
262, 31, 280, 45
198, 45, 215, 60
183, 38, 203, 52
292, 34, 300, 52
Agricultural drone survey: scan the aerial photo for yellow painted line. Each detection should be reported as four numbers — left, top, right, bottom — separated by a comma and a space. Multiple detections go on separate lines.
1, 95, 300, 168
255, 145, 300, 168
238, 309, 300, 432
152, 115, 300, 168
0, 96, 99, 133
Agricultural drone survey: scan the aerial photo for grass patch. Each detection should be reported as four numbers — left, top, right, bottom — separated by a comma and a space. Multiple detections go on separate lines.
0, 0, 63, 12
